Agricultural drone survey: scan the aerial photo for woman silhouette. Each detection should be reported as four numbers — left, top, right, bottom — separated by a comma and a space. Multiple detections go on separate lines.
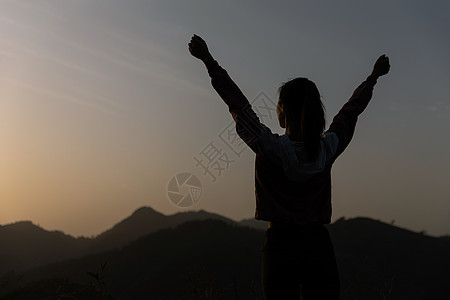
188, 34, 390, 300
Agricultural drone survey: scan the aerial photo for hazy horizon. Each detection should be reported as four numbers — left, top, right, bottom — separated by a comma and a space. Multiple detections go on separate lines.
2, 205, 448, 239
1, 0, 449, 237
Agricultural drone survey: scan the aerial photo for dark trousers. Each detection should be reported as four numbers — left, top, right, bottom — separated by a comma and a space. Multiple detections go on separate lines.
261, 225, 340, 300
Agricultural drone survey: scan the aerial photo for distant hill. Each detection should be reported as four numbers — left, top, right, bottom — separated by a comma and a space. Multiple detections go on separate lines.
0, 207, 238, 272
88, 207, 235, 253
238, 218, 267, 231
328, 217, 450, 299
0, 221, 92, 273
0, 220, 264, 300
1, 216, 449, 300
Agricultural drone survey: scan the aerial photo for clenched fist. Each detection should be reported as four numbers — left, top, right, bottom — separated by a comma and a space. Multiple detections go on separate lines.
371, 55, 390, 78
188, 34, 212, 62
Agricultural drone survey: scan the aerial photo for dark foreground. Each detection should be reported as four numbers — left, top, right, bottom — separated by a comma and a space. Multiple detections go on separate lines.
1, 208, 449, 299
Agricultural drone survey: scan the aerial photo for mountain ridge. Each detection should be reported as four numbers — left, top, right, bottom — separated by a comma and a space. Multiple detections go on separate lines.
1, 207, 447, 275
0, 206, 244, 272
1, 217, 449, 299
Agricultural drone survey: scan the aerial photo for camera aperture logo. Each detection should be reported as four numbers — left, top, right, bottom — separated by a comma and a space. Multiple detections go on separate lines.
165, 92, 277, 209
167, 172, 202, 208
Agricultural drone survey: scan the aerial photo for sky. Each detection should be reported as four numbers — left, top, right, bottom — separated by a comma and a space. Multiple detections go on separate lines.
1, 0, 449, 237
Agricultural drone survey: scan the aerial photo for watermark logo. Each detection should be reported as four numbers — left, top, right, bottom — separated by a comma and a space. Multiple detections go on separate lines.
166, 172, 202, 208
193, 91, 277, 182
166, 91, 278, 208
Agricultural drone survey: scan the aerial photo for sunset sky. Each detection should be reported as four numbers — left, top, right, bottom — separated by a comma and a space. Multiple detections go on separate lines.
1, 0, 449, 237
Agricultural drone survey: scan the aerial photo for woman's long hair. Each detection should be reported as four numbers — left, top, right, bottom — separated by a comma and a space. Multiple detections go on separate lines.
278, 77, 325, 161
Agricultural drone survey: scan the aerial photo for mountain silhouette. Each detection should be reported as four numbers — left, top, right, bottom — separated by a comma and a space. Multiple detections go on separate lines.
328, 217, 450, 299
0, 207, 238, 272
1, 220, 263, 300
1, 213, 449, 299
0, 221, 91, 273
238, 218, 268, 231
88, 207, 235, 253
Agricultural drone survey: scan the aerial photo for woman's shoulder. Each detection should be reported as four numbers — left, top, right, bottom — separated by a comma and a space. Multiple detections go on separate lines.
320, 132, 339, 162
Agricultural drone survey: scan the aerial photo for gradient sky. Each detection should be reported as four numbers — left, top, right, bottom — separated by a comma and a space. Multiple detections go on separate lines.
1, 0, 449, 237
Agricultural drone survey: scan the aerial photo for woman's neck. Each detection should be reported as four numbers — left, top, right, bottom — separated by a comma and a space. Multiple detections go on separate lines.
285, 126, 303, 142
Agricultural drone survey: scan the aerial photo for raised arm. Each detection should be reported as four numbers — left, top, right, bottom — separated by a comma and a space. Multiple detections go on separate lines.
188, 34, 267, 153
327, 55, 390, 158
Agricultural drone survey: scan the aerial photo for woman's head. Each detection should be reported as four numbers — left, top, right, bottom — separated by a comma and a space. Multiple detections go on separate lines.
277, 77, 325, 160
